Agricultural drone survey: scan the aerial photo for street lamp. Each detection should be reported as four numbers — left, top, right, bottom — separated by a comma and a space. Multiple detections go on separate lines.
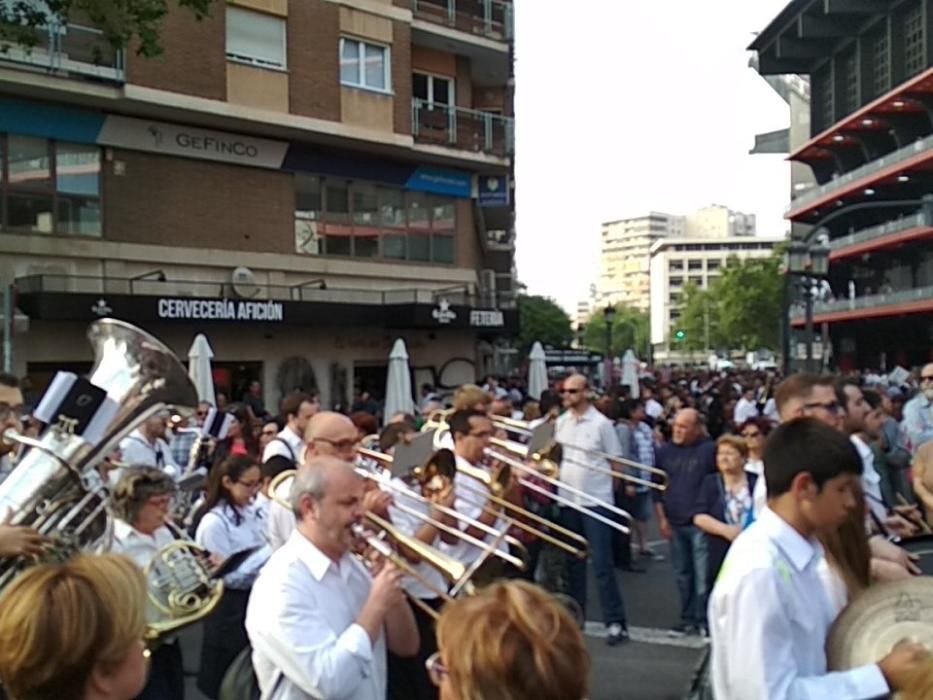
603, 305, 616, 388
784, 238, 831, 374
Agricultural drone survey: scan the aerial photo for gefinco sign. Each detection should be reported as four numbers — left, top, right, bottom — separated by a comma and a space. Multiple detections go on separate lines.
97, 115, 288, 169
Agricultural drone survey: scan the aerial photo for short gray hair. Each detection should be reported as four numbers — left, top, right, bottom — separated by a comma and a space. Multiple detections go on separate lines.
289, 456, 356, 517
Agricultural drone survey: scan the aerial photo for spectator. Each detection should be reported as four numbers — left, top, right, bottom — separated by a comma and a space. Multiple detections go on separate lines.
901, 363, 933, 453
241, 379, 268, 421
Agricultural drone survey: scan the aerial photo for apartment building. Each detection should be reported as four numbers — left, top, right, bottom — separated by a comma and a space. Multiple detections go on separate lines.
752, 0, 933, 370
0, 0, 517, 408
597, 206, 756, 312
649, 236, 783, 358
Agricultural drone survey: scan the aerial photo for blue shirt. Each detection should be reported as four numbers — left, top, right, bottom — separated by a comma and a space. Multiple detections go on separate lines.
902, 393, 933, 454
654, 438, 717, 527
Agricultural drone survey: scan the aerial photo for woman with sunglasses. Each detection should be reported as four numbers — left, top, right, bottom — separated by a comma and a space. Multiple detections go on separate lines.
428, 580, 589, 700
193, 455, 270, 699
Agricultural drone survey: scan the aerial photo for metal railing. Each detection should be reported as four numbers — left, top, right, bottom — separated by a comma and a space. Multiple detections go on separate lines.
13, 274, 512, 309
829, 213, 929, 252
790, 284, 933, 320
411, 0, 513, 41
791, 133, 933, 212
412, 99, 514, 156
0, 22, 124, 81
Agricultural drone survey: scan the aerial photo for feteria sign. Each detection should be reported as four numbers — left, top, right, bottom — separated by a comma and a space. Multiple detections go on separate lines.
157, 298, 284, 322
97, 116, 288, 169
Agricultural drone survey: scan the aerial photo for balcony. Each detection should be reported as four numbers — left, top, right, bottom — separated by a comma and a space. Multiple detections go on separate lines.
788, 133, 933, 219
790, 284, 933, 325
0, 23, 124, 82
412, 100, 514, 157
411, 0, 513, 43
829, 213, 933, 260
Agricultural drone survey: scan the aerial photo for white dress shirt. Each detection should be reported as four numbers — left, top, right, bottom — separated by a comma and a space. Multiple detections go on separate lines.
645, 398, 663, 420
246, 530, 385, 700
267, 479, 297, 551
709, 508, 888, 700
262, 426, 304, 464
850, 435, 887, 524
387, 478, 447, 600
439, 456, 507, 566
554, 405, 621, 507
119, 430, 180, 478
195, 502, 270, 590
746, 459, 768, 517
111, 518, 175, 570
734, 398, 760, 425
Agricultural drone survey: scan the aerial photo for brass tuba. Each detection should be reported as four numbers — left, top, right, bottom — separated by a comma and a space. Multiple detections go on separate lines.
0, 318, 198, 589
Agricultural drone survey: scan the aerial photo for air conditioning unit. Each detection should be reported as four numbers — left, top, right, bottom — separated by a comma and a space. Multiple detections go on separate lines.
230, 266, 260, 299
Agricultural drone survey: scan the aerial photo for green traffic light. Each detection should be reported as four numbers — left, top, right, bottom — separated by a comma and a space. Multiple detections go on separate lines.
675, 330, 686, 341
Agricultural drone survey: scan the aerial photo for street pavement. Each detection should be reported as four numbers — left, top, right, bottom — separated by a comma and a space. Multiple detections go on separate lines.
181, 537, 708, 700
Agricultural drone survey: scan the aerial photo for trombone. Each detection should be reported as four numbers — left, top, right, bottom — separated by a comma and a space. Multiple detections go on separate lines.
489, 416, 668, 492
361, 446, 590, 560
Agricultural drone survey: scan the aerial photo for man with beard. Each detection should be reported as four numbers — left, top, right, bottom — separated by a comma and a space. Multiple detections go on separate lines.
903, 363, 933, 453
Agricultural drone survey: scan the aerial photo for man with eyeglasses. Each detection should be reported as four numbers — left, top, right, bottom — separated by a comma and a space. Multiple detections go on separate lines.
0, 373, 46, 562
902, 363, 933, 454
555, 374, 630, 646
265, 411, 363, 550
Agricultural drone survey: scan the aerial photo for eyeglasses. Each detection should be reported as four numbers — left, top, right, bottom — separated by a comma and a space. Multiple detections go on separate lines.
803, 400, 841, 414
314, 437, 360, 452
196, 410, 209, 418
921, 375, 933, 383
560, 388, 583, 395
741, 431, 761, 438
0, 403, 23, 422
425, 652, 448, 686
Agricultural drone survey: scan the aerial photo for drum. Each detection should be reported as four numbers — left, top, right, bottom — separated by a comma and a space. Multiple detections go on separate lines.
898, 534, 933, 575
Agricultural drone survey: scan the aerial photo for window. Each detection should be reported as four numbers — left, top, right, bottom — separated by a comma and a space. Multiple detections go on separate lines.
841, 49, 858, 114
688, 260, 702, 271
413, 72, 452, 106
294, 176, 456, 264
1, 134, 100, 236
226, 7, 286, 70
871, 28, 889, 98
340, 38, 390, 92
903, 3, 924, 78
707, 259, 721, 271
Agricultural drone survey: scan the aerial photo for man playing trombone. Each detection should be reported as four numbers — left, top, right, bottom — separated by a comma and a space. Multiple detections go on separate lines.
245, 455, 419, 700
555, 374, 630, 646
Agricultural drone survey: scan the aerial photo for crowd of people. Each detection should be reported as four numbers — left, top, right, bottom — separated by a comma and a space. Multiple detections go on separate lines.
0, 358, 932, 700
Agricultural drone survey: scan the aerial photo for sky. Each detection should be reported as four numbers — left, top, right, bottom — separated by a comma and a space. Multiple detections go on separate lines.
513, 0, 795, 313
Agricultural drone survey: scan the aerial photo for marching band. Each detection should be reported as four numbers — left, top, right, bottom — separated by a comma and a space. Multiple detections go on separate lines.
0, 319, 932, 700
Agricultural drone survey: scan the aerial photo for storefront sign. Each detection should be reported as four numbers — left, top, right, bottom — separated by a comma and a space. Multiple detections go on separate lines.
478, 175, 509, 207
157, 298, 284, 322
544, 349, 603, 365
470, 310, 504, 328
98, 116, 289, 169
432, 299, 457, 325
406, 167, 473, 198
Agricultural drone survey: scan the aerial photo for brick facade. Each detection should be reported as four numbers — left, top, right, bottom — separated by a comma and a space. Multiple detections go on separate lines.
103, 150, 294, 254
392, 21, 413, 135
288, 0, 342, 122
125, 4, 227, 101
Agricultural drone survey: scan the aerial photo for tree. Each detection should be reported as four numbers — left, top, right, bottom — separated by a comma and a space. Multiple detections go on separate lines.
516, 294, 573, 355
582, 304, 650, 359
1, 0, 215, 58
674, 253, 784, 353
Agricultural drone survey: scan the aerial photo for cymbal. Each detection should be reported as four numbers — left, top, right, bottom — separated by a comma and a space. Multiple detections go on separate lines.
827, 577, 933, 671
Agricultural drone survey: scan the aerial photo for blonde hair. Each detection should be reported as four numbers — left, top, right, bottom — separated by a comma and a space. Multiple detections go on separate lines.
453, 384, 491, 411
0, 554, 147, 700
717, 434, 749, 459
436, 580, 589, 700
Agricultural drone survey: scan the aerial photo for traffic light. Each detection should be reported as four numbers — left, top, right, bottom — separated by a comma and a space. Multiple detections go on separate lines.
674, 330, 686, 342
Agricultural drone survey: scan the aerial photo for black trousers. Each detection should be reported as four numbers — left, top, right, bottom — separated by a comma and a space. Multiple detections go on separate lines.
388, 597, 442, 700
197, 588, 251, 699
137, 640, 185, 700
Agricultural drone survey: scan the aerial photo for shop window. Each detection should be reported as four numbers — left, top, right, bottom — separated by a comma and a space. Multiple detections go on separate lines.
340, 38, 390, 92
226, 7, 287, 70
1, 134, 101, 236
293, 176, 457, 265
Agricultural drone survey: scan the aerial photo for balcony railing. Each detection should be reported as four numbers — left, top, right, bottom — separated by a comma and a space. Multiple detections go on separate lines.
411, 0, 513, 42
412, 100, 514, 157
790, 284, 933, 320
829, 213, 929, 253
791, 133, 933, 213
0, 22, 124, 82
15, 274, 514, 309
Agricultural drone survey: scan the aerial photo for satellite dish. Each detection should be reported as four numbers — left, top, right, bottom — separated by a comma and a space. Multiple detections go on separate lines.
230, 266, 260, 299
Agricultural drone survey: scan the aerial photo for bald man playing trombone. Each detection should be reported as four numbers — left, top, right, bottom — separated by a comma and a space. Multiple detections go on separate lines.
555, 373, 630, 646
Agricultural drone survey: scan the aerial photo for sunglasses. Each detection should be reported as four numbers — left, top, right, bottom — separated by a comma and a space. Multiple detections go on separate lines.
425, 652, 448, 686
560, 388, 583, 395
922, 376, 933, 382
803, 400, 841, 414
196, 410, 209, 417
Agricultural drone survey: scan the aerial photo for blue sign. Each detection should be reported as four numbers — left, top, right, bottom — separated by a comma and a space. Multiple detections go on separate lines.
405, 167, 472, 198
478, 175, 509, 207
0, 97, 104, 145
